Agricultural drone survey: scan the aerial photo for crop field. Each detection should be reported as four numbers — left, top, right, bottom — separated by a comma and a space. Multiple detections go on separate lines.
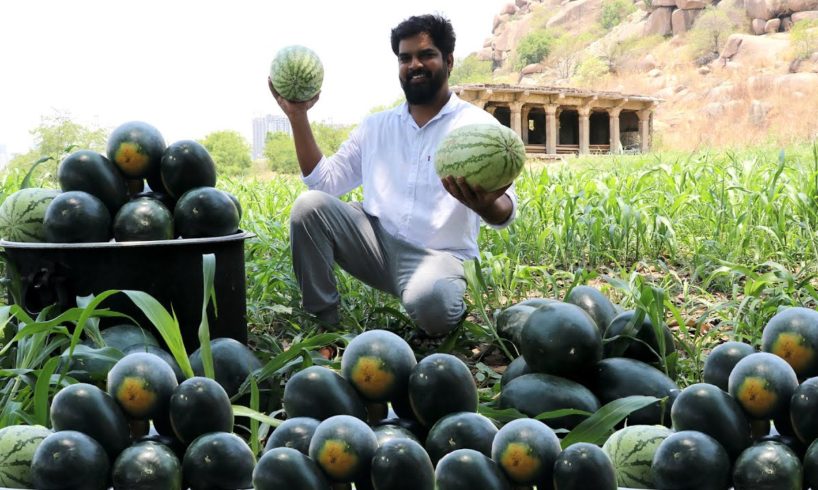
2, 143, 818, 488
233, 144, 818, 381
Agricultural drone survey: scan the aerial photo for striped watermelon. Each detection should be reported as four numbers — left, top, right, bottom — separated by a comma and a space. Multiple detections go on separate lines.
601, 424, 672, 489
0, 424, 52, 488
269, 45, 324, 102
0, 188, 61, 242
435, 123, 526, 192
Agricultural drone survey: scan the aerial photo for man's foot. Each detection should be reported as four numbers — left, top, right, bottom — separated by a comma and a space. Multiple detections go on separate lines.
408, 329, 448, 353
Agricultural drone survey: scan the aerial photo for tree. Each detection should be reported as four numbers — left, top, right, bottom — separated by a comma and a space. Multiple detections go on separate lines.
450, 54, 493, 85
514, 30, 556, 70
312, 122, 354, 155
790, 19, 818, 61
263, 122, 354, 175
264, 132, 298, 174
4, 111, 107, 185
199, 130, 252, 176
688, 6, 739, 61
599, 0, 635, 30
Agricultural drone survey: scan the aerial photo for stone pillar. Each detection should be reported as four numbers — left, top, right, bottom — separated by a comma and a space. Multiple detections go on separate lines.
638, 109, 652, 153
474, 99, 487, 110
521, 105, 531, 144
485, 105, 497, 115
510, 101, 524, 139
545, 104, 558, 155
578, 106, 591, 155
609, 108, 622, 154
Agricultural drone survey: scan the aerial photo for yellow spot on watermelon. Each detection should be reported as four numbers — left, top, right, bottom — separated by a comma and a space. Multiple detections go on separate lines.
350, 356, 394, 400
499, 442, 541, 482
115, 376, 156, 418
316, 439, 358, 480
736, 376, 777, 418
771, 332, 814, 374
113, 142, 149, 176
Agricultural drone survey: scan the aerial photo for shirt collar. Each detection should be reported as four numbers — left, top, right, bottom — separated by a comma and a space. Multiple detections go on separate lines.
398, 91, 461, 127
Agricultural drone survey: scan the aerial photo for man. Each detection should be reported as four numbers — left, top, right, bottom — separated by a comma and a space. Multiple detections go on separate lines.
269, 14, 517, 337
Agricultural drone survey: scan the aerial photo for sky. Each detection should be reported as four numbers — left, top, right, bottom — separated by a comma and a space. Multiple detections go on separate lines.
0, 0, 509, 157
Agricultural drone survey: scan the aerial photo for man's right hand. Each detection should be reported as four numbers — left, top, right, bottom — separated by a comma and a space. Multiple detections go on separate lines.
268, 77, 320, 117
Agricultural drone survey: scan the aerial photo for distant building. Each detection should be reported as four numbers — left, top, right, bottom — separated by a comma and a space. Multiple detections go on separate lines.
252, 115, 292, 159
0, 145, 8, 168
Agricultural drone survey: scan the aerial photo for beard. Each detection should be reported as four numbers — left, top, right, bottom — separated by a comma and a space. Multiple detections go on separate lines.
400, 66, 447, 104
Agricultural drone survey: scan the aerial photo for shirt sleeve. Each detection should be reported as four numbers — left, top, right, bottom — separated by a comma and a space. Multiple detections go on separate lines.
301, 123, 364, 197
484, 183, 518, 230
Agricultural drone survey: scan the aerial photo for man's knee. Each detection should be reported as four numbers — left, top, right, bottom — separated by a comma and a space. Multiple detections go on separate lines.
290, 190, 334, 226
403, 281, 466, 337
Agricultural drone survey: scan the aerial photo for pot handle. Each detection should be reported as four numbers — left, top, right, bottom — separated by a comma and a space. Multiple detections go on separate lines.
22, 263, 71, 314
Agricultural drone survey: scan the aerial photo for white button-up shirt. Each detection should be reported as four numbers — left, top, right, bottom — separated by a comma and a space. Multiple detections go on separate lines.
302, 93, 518, 260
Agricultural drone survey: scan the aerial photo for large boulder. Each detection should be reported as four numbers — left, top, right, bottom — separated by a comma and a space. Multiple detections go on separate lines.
672, 8, 703, 34
644, 7, 674, 36
548, 0, 604, 28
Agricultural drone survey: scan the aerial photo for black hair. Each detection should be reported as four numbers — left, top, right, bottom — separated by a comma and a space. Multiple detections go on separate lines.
390, 14, 456, 58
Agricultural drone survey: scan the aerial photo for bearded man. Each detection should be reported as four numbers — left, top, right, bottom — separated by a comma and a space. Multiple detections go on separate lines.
269, 14, 517, 338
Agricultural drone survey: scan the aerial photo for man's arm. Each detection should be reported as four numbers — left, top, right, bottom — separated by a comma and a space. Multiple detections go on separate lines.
268, 77, 323, 177
441, 176, 514, 225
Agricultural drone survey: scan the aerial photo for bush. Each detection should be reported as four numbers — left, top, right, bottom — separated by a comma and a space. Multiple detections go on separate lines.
790, 19, 818, 61
514, 29, 556, 70
687, 6, 741, 60
575, 56, 610, 84
450, 54, 494, 85
599, 0, 636, 30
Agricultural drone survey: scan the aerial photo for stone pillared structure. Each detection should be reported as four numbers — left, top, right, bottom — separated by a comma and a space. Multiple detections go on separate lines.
454, 83, 661, 155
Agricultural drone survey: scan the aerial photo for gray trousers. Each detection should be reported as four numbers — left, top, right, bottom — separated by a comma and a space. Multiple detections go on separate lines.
289, 190, 467, 336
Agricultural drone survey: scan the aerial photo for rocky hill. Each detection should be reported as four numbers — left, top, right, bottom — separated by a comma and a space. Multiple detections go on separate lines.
473, 0, 818, 150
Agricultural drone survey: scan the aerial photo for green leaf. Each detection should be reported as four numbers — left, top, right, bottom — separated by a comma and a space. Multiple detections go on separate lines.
561, 395, 662, 448
33, 356, 61, 427
124, 290, 194, 378
197, 254, 217, 380
231, 405, 282, 428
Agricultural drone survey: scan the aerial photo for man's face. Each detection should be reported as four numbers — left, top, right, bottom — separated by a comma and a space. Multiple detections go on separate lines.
397, 32, 452, 105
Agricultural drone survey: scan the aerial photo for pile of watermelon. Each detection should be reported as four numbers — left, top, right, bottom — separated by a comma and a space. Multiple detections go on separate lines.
494, 288, 818, 489
0, 121, 242, 244
4, 284, 818, 489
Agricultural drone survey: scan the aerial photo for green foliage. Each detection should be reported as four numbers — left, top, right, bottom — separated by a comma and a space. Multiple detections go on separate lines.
367, 97, 405, 115
4, 112, 107, 186
514, 29, 556, 70
312, 121, 353, 156
688, 6, 741, 60
575, 55, 610, 83
450, 54, 494, 85
263, 132, 298, 174
199, 130, 252, 176
599, 0, 635, 30
262, 121, 353, 174
790, 19, 818, 61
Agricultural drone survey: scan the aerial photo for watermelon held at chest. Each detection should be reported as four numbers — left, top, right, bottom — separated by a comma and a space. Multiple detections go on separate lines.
434, 123, 526, 192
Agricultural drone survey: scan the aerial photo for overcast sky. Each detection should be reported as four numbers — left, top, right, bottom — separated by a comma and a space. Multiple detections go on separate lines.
0, 0, 509, 156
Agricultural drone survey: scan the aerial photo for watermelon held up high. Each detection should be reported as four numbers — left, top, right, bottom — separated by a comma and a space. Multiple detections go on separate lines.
269, 45, 324, 102
435, 123, 526, 192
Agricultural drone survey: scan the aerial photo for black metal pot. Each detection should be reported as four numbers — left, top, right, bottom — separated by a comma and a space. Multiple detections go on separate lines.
1, 231, 254, 352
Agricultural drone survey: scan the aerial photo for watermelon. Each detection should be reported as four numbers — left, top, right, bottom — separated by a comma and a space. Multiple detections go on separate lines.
269, 45, 324, 102
0, 188, 60, 242
0, 425, 51, 489
601, 424, 673, 489
434, 123, 526, 192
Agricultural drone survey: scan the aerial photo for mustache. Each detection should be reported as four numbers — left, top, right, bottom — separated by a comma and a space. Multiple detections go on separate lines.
407, 69, 432, 78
